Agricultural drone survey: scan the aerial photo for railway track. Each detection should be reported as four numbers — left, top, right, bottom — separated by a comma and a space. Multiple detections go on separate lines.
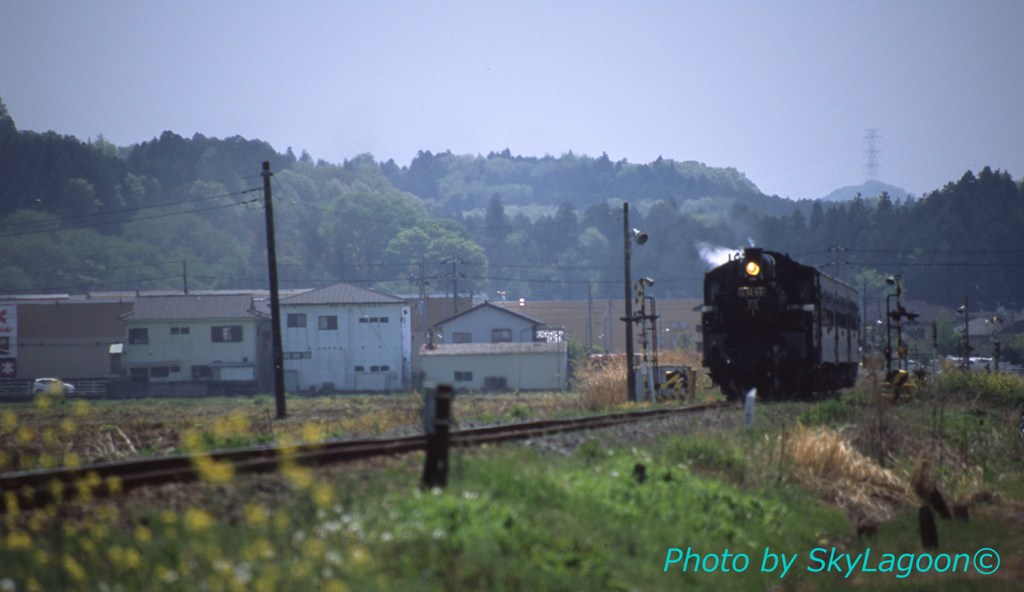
0, 401, 727, 513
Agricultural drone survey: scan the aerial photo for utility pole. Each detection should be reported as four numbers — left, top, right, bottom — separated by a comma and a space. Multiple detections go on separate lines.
410, 260, 434, 349
441, 257, 463, 315
262, 161, 286, 419
182, 260, 189, 294
586, 281, 593, 353
959, 295, 970, 371
623, 203, 637, 402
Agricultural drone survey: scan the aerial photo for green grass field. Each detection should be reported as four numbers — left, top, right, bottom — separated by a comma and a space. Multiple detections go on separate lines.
1, 369, 1022, 590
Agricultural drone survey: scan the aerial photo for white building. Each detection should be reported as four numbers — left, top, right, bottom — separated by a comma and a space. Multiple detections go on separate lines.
120, 294, 271, 392
420, 341, 569, 391
421, 302, 569, 391
431, 301, 545, 345
280, 283, 411, 392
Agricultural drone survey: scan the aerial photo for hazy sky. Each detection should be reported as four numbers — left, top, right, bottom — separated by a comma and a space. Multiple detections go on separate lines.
2, 0, 1022, 200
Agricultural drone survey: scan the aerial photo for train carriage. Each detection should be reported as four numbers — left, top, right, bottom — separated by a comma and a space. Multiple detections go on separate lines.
701, 248, 859, 401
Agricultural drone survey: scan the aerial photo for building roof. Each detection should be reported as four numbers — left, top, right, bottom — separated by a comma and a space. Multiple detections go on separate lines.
281, 282, 405, 305
121, 294, 265, 322
420, 342, 568, 356
997, 320, 1024, 336
434, 301, 545, 328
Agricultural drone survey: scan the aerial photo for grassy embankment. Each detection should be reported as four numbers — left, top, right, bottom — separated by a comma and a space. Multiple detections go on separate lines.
0, 355, 1022, 590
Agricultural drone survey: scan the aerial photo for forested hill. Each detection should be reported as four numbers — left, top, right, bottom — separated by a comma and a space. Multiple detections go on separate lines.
382, 149, 800, 218
1, 98, 1022, 309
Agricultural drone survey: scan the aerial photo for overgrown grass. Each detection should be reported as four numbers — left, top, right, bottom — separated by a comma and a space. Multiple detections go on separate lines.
927, 371, 1024, 408
2, 367, 1021, 590
793, 369, 1024, 504
0, 441, 850, 591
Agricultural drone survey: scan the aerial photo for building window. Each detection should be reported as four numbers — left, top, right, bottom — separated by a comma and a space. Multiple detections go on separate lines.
149, 366, 170, 378
452, 332, 472, 344
128, 328, 149, 345
359, 316, 389, 323
211, 326, 243, 343
318, 315, 338, 330
454, 371, 473, 382
284, 352, 312, 360
193, 365, 213, 380
492, 328, 512, 343
170, 326, 190, 335
286, 313, 307, 328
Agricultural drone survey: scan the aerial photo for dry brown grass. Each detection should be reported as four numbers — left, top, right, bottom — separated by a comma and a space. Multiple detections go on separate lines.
575, 355, 629, 410
574, 349, 709, 410
781, 423, 916, 527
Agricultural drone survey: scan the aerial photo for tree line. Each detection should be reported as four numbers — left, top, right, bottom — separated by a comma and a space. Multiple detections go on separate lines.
1, 98, 1021, 314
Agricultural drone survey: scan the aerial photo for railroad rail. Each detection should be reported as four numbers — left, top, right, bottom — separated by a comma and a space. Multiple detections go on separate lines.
0, 401, 728, 513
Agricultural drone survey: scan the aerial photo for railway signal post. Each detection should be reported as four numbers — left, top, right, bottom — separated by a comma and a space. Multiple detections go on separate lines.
621, 202, 648, 402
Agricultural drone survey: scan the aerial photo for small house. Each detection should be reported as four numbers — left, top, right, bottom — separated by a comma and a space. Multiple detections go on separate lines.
421, 302, 568, 391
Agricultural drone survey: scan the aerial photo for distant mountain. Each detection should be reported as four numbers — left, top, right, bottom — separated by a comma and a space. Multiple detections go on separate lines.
820, 179, 909, 202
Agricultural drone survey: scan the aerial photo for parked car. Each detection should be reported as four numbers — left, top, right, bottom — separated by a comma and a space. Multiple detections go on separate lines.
30, 378, 75, 396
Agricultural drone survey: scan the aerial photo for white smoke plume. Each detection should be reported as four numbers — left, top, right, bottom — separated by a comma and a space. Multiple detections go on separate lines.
697, 243, 739, 269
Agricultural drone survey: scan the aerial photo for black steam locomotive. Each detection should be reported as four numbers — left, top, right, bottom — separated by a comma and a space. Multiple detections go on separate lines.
701, 248, 860, 401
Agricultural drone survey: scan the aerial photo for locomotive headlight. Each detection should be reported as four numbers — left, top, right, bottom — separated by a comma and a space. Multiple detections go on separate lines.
744, 260, 761, 277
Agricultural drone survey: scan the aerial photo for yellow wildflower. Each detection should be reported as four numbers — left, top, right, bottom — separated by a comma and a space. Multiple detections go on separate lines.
350, 545, 370, 567
194, 455, 235, 484
185, 507, 215, 532
134, 525, 152, 544
301, 421, 325, 443
182, 428, 206, 452
64, 452, 81, 469
282, 463, 313, 489
62, 554, 86, 582
161, 509, 178, 525
302, 537, 326, 557
243, 503, 268, 526
32, 550, 49, 567
16, 426, 34, 445
312, 482, 334, 508
242, 537, 275, 562
6, 530, 32, 550
123, 547, 142, 569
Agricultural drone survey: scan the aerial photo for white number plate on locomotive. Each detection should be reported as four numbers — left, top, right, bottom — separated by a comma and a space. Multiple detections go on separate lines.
737, 286, 766, 297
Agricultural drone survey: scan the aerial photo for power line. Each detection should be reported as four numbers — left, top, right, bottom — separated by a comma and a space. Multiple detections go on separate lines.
1, 187, 262, 231
0, 197, 260, 239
